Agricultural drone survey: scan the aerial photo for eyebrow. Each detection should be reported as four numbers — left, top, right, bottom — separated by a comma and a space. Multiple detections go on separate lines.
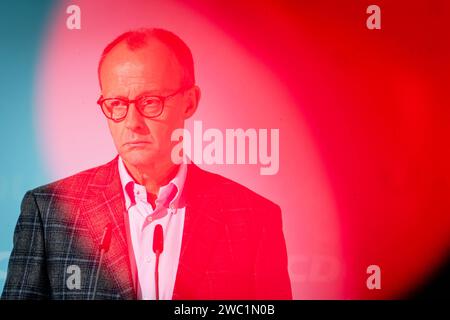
106, 90, 165, 100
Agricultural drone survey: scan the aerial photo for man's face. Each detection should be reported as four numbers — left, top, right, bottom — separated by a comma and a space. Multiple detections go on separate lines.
99, 40, 196, 169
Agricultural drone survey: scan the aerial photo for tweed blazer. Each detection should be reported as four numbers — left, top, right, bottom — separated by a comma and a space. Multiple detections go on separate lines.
2, 156, 292, 299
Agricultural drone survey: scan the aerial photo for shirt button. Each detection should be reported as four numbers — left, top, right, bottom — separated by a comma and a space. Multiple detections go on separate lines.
170, 204, 175, 209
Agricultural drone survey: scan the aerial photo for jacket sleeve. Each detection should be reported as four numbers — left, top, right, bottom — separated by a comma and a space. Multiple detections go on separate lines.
1, 191, 50, 299
253, 204, 293, 299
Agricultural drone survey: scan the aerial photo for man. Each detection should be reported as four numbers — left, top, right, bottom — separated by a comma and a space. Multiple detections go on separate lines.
2, 28, 292, 300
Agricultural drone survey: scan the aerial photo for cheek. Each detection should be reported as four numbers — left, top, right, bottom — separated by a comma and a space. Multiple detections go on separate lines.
145, 120, 175, 146
107, 121, 123, 145
148, 108, 185, 141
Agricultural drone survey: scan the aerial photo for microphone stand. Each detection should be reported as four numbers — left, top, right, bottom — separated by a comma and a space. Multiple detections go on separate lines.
155, 250, 161, 300
92, 224, 112, 300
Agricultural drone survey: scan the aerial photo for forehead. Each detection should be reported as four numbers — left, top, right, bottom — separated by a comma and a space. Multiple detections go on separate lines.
99, 40, 183, 93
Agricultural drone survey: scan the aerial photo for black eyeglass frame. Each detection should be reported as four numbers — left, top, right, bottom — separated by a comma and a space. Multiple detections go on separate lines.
97, 86, 192, 122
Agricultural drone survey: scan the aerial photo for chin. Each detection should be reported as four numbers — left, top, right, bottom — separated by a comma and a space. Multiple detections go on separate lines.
120, 148, 159, 167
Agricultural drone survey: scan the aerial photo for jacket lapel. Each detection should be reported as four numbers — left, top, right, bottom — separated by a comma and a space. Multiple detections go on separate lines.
172, 164, 225, 299
80, 157, 135, 300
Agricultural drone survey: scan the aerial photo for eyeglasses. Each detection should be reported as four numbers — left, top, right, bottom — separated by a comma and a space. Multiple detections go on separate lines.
97, 86, 190, 122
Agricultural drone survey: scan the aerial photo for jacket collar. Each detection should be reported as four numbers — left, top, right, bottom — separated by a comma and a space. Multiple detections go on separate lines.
80, 156, 135, 299
171, 162, 225, 299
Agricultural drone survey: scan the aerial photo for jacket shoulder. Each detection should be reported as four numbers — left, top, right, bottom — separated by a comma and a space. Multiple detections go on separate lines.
29, 158, 116, 198
188, 164, 280, 213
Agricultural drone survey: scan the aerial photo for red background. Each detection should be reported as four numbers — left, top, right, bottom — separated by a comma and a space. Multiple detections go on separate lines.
36, 0, 450, 298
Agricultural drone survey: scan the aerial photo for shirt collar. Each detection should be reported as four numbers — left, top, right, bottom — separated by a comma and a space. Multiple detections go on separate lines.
118, 156, 187, 211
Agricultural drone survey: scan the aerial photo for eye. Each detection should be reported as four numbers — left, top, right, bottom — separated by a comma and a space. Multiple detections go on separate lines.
139, 96, 161, 108
105, 99, 126, 108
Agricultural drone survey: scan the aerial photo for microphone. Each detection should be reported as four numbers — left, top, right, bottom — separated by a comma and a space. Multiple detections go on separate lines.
92, 223, 112, 300
153, 224, 164, 300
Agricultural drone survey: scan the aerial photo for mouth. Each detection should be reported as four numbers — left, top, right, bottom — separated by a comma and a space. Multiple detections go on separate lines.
123, 141, 152, 147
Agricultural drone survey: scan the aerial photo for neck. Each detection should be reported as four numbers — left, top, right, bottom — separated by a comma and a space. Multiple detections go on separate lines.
122, 158, 179, 196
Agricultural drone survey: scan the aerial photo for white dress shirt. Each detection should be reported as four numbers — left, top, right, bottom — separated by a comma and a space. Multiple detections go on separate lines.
118, 156, 187, 300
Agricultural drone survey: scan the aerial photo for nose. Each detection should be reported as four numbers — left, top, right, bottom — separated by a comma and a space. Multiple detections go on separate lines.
124, 102, 146, 132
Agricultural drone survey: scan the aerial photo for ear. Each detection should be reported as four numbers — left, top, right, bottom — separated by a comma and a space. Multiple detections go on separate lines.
183, 85, 201, 119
